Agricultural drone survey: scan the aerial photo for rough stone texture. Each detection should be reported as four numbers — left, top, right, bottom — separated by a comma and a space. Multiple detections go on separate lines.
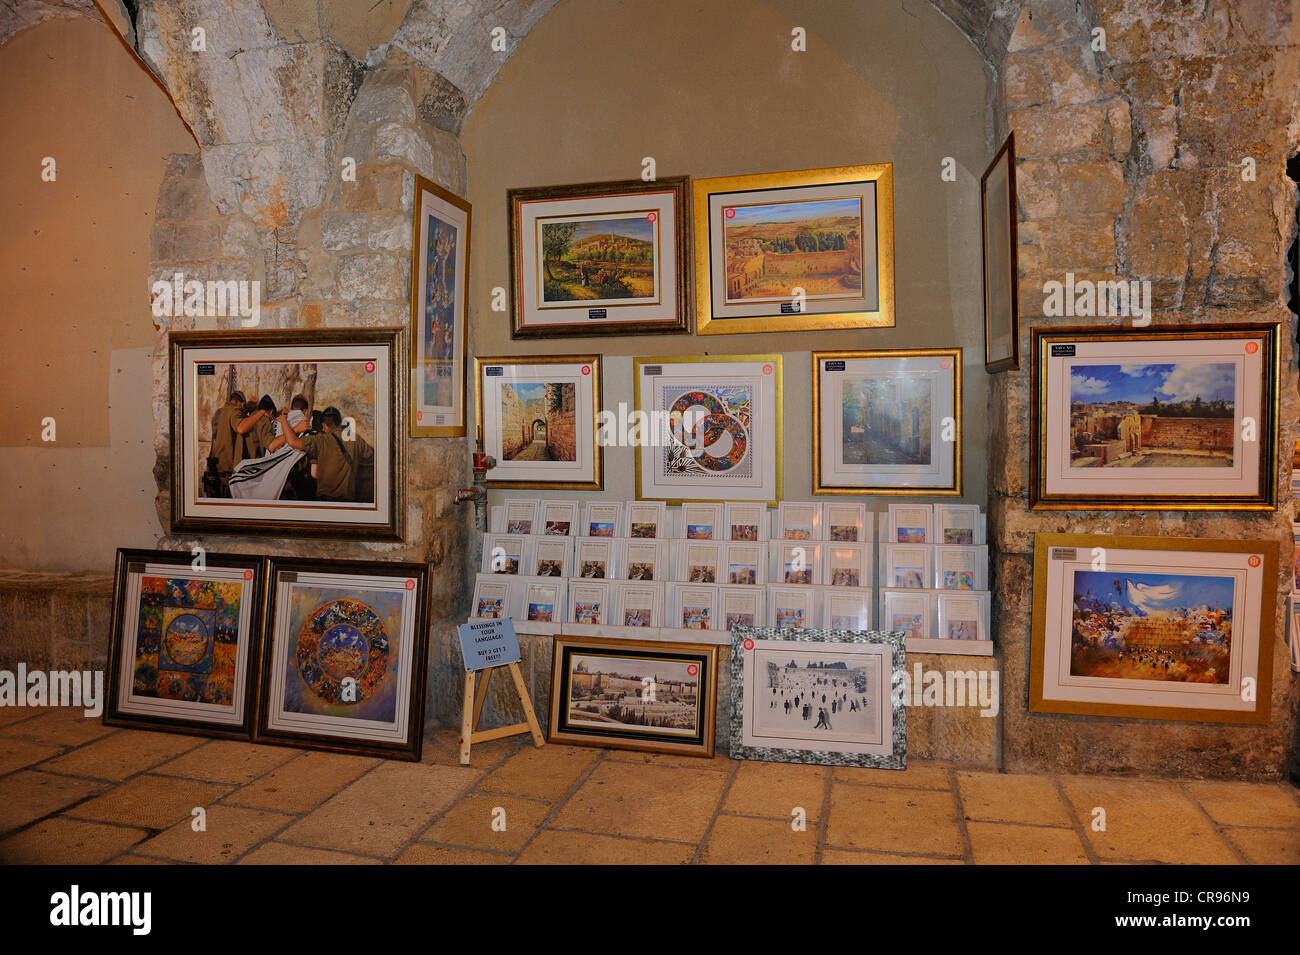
990, 0, 1300, 780
0, 572, 114, 672
0, 0, 99, 48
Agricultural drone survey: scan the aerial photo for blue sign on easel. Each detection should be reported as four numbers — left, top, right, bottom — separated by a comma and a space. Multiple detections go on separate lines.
457, 617, 522, 671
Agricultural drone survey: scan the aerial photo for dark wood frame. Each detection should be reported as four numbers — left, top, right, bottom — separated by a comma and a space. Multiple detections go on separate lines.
169, 327, 406, 541
508, 176, 693, 338
981, 131, 1020, 373
255, 557, 431, 761
104, 548, 266, 740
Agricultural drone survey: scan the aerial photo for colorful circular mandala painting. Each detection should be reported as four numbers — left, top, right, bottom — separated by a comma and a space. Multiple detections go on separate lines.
668, 390, 748, 472
296, 598, 390, 706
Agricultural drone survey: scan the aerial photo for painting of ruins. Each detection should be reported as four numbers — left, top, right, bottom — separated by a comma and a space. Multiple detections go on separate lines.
499, 382, 576, 463
841, 376, 932, 467
539, 213, 658, 306
1068, 362, 1235, 468
1070, 569, 1233, 684
723, 197, 864, 304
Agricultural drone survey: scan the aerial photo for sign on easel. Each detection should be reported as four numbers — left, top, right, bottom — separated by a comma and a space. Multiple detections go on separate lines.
455, 618, 544, 765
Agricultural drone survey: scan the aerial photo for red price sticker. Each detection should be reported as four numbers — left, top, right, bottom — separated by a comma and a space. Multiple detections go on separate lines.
725, 208, 735, 219
581, 365, 591, 375
647, 212, 658, 223
762, 364, 773, 375
405, 579, 416, 590
416, 411, 423, 422
243, 570, 254, 580
365, 361, 376, 373
743, 638, 754, 651
1248, 555, 1261, 567
940, 359, 951, 370
1245, 342, 1258, 354
687, 664, 698, 676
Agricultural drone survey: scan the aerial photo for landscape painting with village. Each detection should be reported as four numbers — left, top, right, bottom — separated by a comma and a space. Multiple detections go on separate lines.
538, 213, 658, 306
722, 197, 865, 304
565, 653, 700, 735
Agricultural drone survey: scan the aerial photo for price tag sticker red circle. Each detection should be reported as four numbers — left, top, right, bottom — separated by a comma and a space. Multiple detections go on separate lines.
687, 664, 698, 676
762, 364, 773, 375
940, 358, 951, 370
1245, 342, 1258, 354
1248, 555, 1261, 567
647, 212, 658, 223
725, 208, 735, 218
243, 570, 254, 580
365, 361, 375, 373
743, 638, 754, 651
416, 411, 423, 422
581, 365, 591, 375
405, 579, 416, 590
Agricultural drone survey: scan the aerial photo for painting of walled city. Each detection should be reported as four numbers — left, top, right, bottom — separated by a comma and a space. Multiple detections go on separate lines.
1068, 361, 1235, 468
1070, 569, 1233, 684
565, 653, 700, 735
723, 197, 864, 303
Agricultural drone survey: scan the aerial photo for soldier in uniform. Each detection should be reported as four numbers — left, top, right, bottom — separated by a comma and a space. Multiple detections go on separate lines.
280, 405, 374, 502
207, 390, 247, 496
236, 394, 286, 459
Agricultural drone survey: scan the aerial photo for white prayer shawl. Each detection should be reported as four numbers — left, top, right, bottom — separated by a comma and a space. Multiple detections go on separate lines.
227, 447, 304, 500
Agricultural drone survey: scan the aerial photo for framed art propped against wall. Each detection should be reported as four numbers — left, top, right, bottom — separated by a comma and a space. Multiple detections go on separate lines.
410, 174, 471, 437
508, 177, 692, 338
692, 164, 895, 335
1031, 534, 1276, 725
169, 328, 404, 541
475, 355, 602, 490
981, 132, 1019, 373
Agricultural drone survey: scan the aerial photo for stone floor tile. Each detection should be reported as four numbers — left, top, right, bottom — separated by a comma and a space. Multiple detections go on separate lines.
833, 762, 952, 790
422, 728, 524, 768
476, 743, 600, 801
154, 740, 298, 784
956, 771, 1073, 827
221, 751, 379, 813
0, 817, 146, 864
721, 761, 827, 823
1224, 827, 1300, 865
514, 829, 693, 865
4, 708, 115, 747
0, 706, 47, 727
238, 842, 382, 865
603, 750, 733, 771
0, 737, 64, 775
108, 854, 173, 865
396, 844, 511, 865
135, 805, 292, 864
0, 771, 106, 833
826, 783, 963, 856
67, 774, 229, 830
276, 760, 478, 856
967, 821, 1089, 864
1060, 777, 1238, 864
420, 792, 551, 853
1184, 781, 1300, 829
821, 848, 963, 864
700, 814, 817, 864
39, 730, 204, 781
549, 761, 729, 842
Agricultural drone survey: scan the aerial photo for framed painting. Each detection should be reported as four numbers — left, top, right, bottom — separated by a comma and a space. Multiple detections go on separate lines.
256, 557, 430, 760
693, 164, 895, 335
475, 355, 602, 490
1031, 324, 1278, 509
548, 635, 718, 756
169, 328, 403, 540
1031, 534, 1276, 724
409, 174, 470, 436
633, 354, 783, 504
981, 132, 1019, 373
729, 626, 905, 768
508, 176, 692, 337
812, 348, 962, 496
104, 549, 264, 739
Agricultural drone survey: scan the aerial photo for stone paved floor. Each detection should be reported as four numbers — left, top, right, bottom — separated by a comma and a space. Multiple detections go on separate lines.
0, 707, 1296, 864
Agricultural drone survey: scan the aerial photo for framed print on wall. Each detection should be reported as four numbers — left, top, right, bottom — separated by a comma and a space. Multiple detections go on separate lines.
508, 177, 692, 337
105, 549, 264, 739
729, 627, 905, 769
634, 354, 783, 504
410, 174, 470, 436
475, 355, 602, 490
981, 132, 1019, 373
1031, 534, 1276, 725
170, 328, 403, 541
693, 164, 895, 334
548, 635, 719, 757
257, 557, 431, 760
1031, 324, 1278, 510
812, 348, 962, 496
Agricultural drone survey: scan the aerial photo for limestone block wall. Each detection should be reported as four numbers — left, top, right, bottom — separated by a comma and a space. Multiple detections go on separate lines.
545, 383, 576, 463
988, 0, 1300, 779
1142, 416, 1234, 452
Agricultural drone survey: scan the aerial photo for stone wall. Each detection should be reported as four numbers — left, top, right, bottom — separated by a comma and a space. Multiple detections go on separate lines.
988, 0, 1300, 779
545, 383, 576, 463
498, 383, 528, 459
1142, 416, 1234, 452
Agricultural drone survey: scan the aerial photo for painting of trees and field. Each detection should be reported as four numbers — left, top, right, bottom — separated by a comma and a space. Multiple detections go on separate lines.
722, 197, 865, 303
539, 214, 658, 305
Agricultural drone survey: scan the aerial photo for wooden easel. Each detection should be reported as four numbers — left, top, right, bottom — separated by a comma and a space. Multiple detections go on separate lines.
459, 660, 545, 765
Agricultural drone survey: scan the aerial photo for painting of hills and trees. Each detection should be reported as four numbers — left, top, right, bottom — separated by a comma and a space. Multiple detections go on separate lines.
540, 214, 657, 305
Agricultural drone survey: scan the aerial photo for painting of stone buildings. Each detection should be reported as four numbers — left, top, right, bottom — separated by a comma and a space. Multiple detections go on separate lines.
1070, 569, 1233, 684
723, 197, 864, 303
566, 654, 700, 734
1068, 362, 1235, 468
499, 381, 576, 462
841, 376, 932, 467
540, 214, 656, 305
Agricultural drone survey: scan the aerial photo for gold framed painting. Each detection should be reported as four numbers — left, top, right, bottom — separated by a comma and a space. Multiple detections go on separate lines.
981, 132, 1019, 373
812, 348, 962, 496
409, 174, 471, 437
474, 354, 603, 489
632, 354, 783, 505
1031, 324, 1278, 510
507, 177, 692, 338
692, 164, 895, 335
548, 634, 719, 756
1031, 533, 1276, 725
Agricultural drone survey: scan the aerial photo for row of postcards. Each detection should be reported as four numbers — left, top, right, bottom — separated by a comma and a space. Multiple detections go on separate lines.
479, 531, 989, 591
488, 499, 987, 546
469, 575, 992, 646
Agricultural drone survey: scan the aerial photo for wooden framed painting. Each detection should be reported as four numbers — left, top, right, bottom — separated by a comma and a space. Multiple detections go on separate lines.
548, 635, 718, 756
410, 174, 471, 436
633, 354, 783, 505
169, 328, 404, 540
508, 176, 692, 337
1031, 534, 1276, 724
104, 549, 264, 739
981, 132, 1019, 373
812, 348, 962, 496
474, 355, 602, 489
1031, 324, 1278, 510
693, 164, 895, 335
729, 626, 905, 768
256, 557, 430, 760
